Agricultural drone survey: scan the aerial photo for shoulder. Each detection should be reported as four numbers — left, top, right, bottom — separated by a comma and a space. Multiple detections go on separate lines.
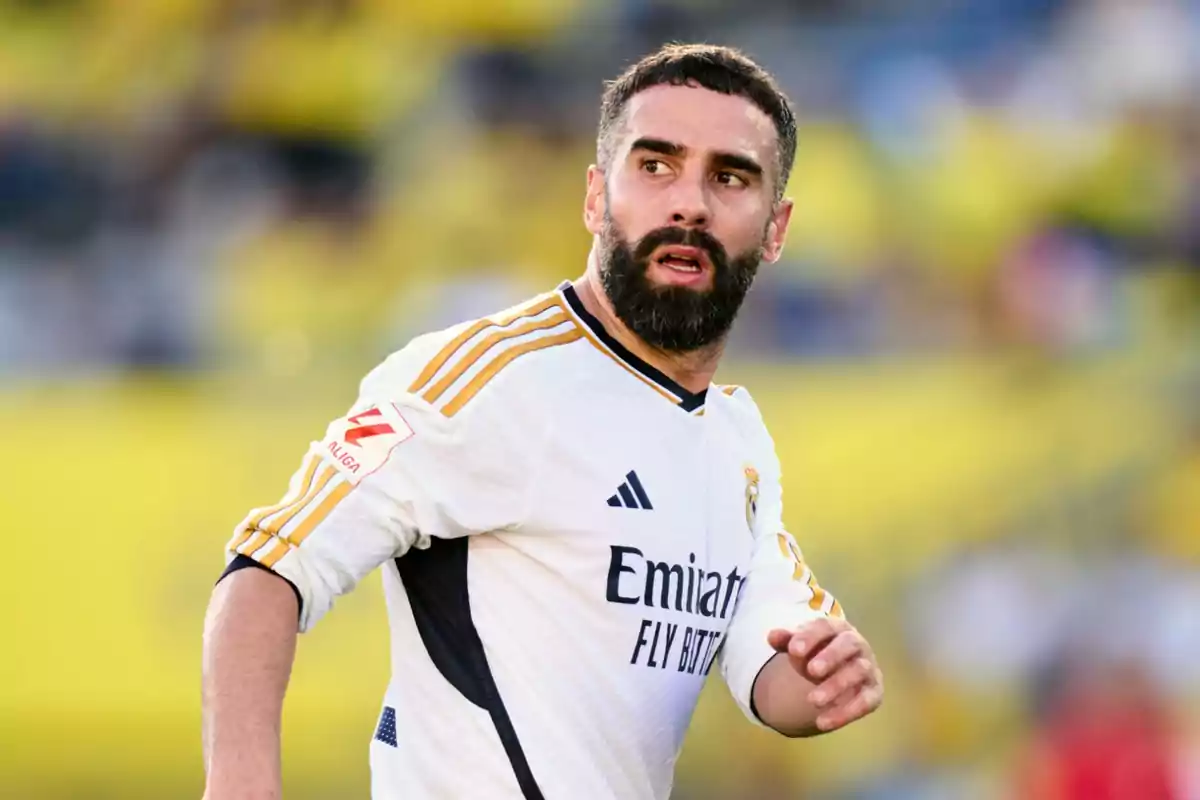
360, 288, 583, 419
320, 290, 577, 482
713, 383, 781, 469
713, 384, 770, 436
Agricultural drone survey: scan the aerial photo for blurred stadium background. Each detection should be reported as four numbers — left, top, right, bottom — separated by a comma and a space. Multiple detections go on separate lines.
2, 0, 1199, 797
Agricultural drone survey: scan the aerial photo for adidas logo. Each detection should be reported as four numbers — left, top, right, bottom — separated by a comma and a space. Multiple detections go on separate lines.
607, 470, 653, 510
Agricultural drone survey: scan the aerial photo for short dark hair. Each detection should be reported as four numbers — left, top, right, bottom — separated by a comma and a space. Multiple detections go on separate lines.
597, 43, 797, 200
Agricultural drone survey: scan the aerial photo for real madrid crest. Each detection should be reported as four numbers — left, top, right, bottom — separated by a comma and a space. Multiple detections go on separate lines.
744, 465, 760, 531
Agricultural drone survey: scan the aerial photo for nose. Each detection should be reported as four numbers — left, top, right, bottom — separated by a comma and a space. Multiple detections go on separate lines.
667, 175, 710, 229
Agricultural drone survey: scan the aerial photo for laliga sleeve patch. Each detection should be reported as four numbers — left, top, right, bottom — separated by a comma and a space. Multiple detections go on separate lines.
322, 403, 415, 484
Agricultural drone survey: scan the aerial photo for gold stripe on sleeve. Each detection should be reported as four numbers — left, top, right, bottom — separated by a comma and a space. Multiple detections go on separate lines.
266, 465, 337, 533
776, 532, 791, 559
421, 313, 570, 404
408, 294, 560, 395
441, 328, 584, 417
256, 480, 354, 568
806, 572, 827, 612
257, 539, 290, 569
237, 464, 337, 557
227, 453, 320, 552
776, 532, 806, 581
285, 481, 354, 547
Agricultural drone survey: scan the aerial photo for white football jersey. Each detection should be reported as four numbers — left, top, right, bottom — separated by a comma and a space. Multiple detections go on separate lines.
223, 281, 843, 800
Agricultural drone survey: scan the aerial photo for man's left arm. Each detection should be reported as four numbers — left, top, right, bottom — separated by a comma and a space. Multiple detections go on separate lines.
718, 437, 883, 737
755, 613, 884, 736
721, 526, 884, 737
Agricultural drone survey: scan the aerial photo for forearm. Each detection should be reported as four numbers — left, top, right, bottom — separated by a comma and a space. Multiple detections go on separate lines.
750, 653, 823, 738
202, 567, 299, 799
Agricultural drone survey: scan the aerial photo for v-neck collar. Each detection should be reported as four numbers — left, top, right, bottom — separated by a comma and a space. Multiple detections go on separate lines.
559, 282, 708, 413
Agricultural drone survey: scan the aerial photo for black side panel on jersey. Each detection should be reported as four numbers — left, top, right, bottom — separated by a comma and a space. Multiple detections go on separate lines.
395, 540, 545, 800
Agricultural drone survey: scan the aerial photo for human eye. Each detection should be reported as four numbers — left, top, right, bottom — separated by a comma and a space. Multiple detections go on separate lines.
714, 171, 748, 188
640, 158, 674, 176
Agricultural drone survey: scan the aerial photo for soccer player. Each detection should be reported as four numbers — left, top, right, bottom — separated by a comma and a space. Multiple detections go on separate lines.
202, 43, 883, 799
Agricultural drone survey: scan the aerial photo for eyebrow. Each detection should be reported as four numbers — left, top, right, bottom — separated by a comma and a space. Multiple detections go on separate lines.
629, 137, 684, 158
629, 137, 764, 178
711, 151, 764, 178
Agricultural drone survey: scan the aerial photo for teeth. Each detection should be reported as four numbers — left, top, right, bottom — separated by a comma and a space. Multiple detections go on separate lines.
661, 255, 701, 273
662, 261, 699, 273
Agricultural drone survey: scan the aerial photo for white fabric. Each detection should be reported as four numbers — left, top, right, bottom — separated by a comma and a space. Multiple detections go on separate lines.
225, 283, 841, 799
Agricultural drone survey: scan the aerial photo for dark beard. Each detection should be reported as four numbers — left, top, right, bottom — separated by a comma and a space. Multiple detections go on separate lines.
598, 214, 762, 353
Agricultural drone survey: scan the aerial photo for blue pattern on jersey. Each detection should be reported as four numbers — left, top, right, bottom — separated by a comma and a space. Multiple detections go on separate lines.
374, 706, 398, 747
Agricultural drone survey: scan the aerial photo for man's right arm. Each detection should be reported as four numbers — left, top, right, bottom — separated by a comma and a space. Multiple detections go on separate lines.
202, 567, 299, 800
200, 373, 533, 796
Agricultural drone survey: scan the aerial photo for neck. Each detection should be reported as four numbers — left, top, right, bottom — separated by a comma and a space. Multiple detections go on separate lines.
573, 251, 725, 395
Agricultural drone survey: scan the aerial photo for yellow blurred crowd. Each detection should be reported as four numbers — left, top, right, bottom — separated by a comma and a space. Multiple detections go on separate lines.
3, 0, 1197, 364
2, 1, 1199, 796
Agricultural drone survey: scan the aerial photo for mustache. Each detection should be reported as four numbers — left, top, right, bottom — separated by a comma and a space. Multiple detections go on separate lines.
632, 226, 728, 268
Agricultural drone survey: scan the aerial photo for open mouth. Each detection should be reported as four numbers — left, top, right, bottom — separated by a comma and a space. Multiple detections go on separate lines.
653, 246, 709, 274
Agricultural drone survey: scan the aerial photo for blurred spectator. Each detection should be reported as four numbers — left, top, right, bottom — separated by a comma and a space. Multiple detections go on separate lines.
1, 3, 1199, 795
1016, 658, 1183, 800
0, 0, 1197, 373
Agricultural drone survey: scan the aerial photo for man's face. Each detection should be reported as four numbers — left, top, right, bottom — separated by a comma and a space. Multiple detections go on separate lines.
585, 84, 793, 353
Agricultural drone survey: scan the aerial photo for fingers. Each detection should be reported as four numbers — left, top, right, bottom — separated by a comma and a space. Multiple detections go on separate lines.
811, 655, 884, 732
807, 631, 866, 680
767, 628, 793, 653
770, 616, 849, 661
815, 681, 884, 732
768, 619, 884, 733
814, 683, 860, 731
808, 656, 872, 709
